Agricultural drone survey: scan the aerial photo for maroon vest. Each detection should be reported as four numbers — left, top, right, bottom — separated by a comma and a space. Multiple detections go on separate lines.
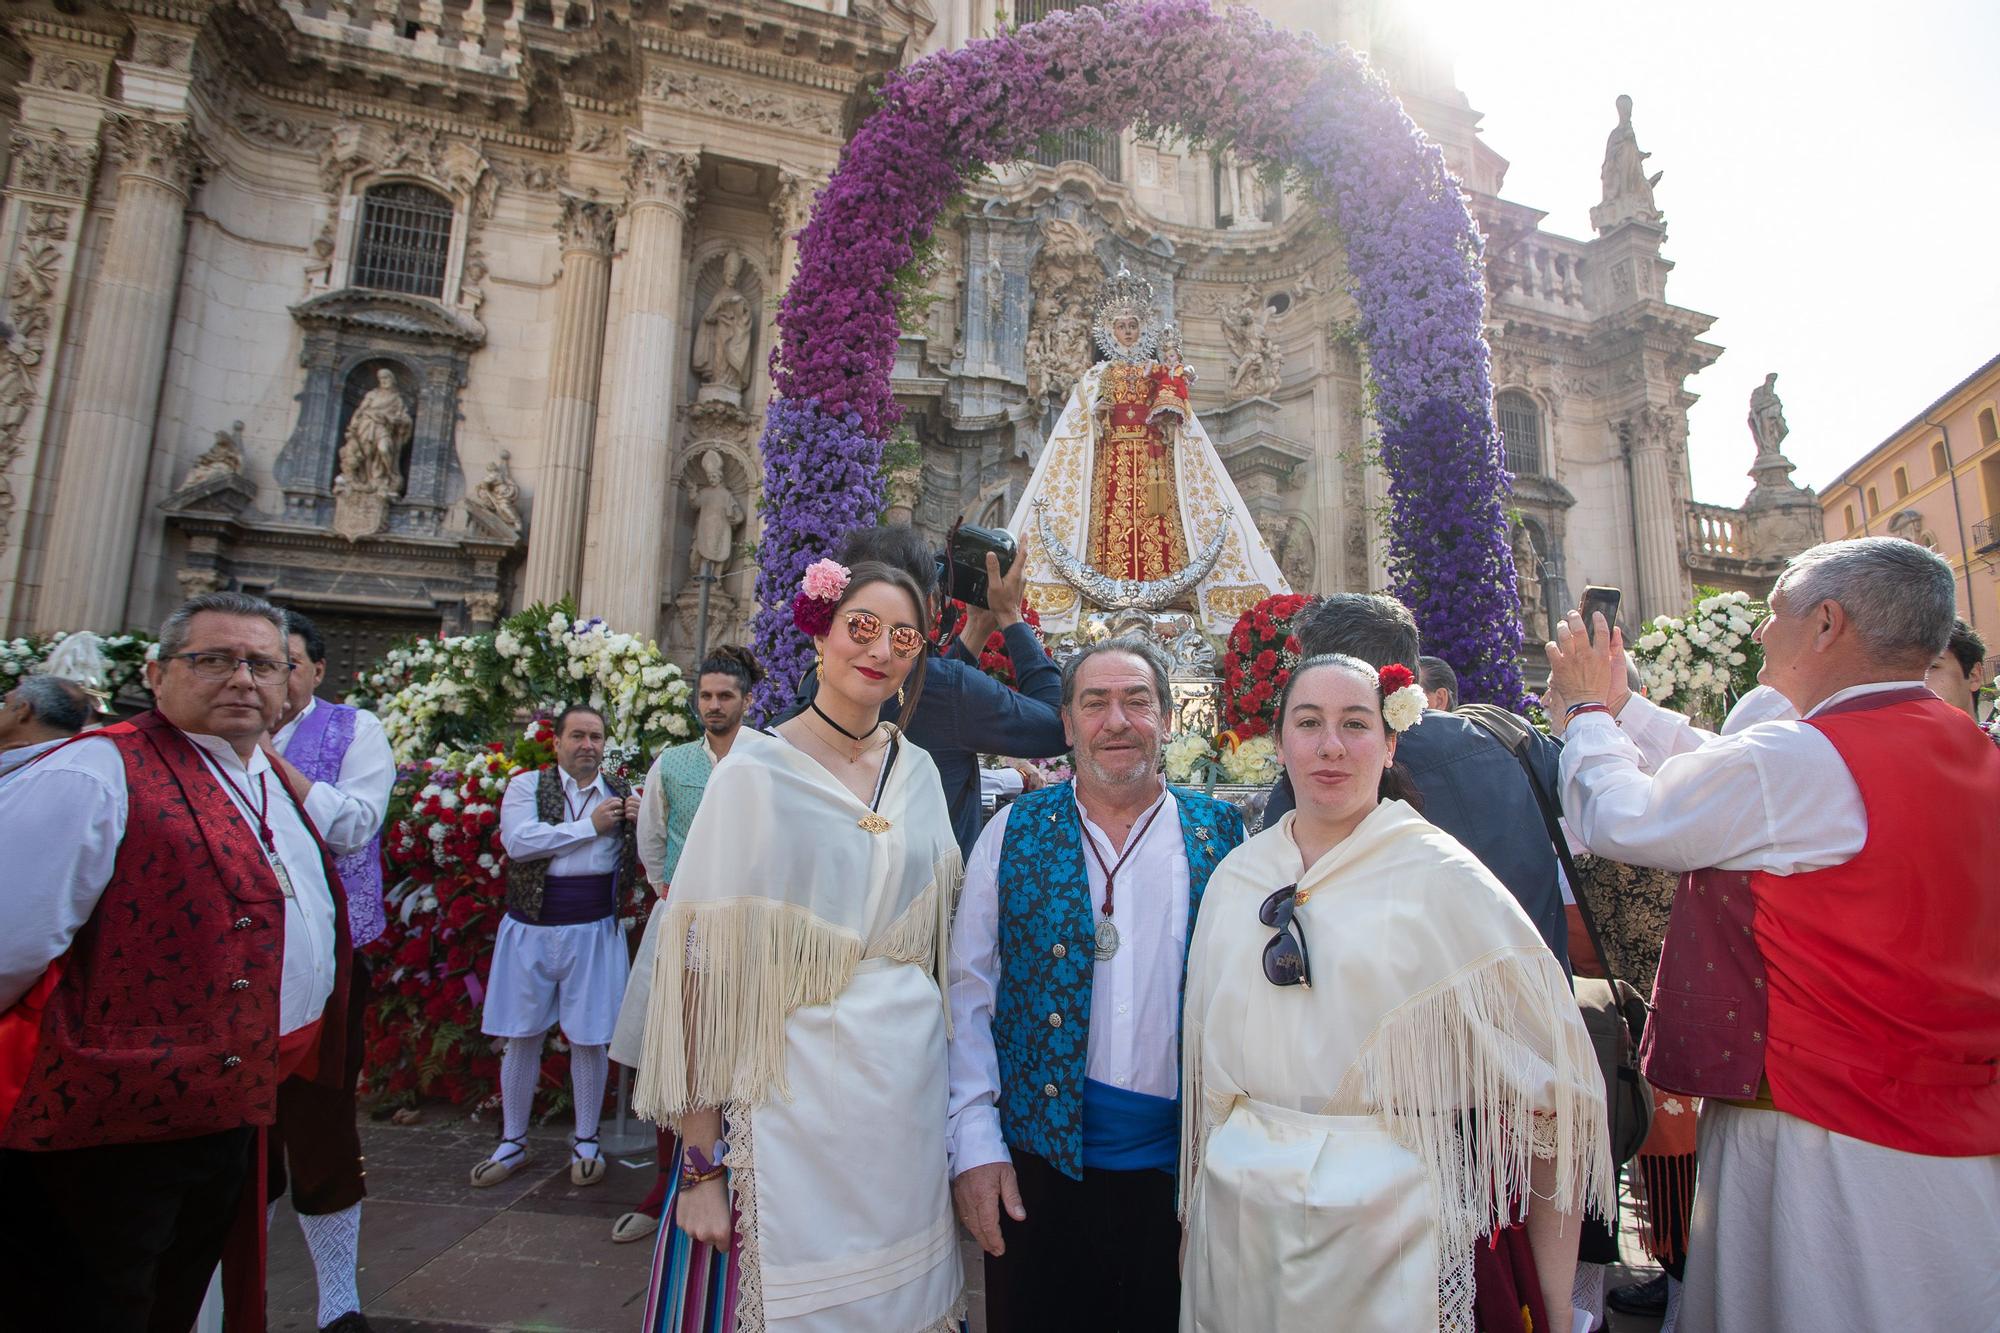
1, 711, 352, 1151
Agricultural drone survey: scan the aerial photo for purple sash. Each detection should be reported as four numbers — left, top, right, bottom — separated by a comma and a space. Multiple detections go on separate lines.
510, 873, 616, 927
285, 700, 388, 948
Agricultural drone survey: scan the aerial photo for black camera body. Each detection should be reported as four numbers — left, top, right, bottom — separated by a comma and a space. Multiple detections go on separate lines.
936, 523, 1019, 610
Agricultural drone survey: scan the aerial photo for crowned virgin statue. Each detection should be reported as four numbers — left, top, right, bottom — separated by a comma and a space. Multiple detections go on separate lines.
1008, 266, 1288, 634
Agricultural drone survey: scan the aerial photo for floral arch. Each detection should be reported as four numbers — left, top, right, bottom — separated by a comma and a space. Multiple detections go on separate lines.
753, 0, 1525, 707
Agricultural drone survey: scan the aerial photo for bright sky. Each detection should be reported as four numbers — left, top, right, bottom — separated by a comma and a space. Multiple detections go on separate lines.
1416, 0, 2000, 504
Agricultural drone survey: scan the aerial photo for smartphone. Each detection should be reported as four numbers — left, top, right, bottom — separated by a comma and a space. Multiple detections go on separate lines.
1580, 586, 1621, 645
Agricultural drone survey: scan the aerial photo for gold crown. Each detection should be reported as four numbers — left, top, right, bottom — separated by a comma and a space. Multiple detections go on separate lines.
1093, 264, 1156, 324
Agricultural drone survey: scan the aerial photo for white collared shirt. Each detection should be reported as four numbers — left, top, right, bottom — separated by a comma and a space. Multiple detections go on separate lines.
635, 734, 722, 888
0, 727, 339, 1033
1556, 681, 1919, 876
0, 735, 71, 784
947, 785, 1190, 1175
274, 697, 396, 856
500, 765, 623, 875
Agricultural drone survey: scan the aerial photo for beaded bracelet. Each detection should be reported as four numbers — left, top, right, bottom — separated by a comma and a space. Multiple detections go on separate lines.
1564, 701, 1612, 722
679, 1163, 727, 1189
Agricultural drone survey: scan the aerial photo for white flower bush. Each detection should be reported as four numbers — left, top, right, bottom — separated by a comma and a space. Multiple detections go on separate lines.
0, 630, 156, 698
350, 601, 692, 765
1629, 588, 1766, 726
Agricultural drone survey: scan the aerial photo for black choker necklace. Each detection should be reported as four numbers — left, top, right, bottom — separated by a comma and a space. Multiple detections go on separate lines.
810, 701, 879, 744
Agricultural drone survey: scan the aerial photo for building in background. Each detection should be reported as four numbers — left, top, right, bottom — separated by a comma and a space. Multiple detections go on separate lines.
0, 0, 1816, 686
1819, 351, 2000, 640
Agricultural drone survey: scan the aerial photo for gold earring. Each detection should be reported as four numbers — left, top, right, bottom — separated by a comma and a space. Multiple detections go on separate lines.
815, 650, 825, 682
898, 683, 908, 708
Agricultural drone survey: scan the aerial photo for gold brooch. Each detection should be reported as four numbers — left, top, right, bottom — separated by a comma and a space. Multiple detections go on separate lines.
857, 813, 893, 835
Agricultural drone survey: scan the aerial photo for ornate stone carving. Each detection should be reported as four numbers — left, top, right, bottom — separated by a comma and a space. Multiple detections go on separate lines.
625, 142, 699, 211
692, 253, 754, 405
572, 122, 613, 155
32, 56, 102, 93
132, 34, 194, 70
644, 70, 841, 138
1512, 521, 1546, 640
231, 107, 327, 151
1590, 95, 1664, 233
8, 129, 99, 199
463, 590, 502, 625
176, 566, 224, 597
0, 205, 70, 554
556, 193, 617, 256
181, 420, 247, 490
333, 368, 413, 539
321, 120, 368, 194
1023, 217, 1099, 403
1221, 288, 1283, 400
771, 165, 825, 242
465, 449, 522, 536
1748, 371, 1788, 455
104, 115, 206, 194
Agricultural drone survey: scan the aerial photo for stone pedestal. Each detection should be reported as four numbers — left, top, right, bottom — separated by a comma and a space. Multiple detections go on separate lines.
333, 485, 393, 542
579, 140, 698, 636
520, 194, 616, 604
36, 116, 201, 631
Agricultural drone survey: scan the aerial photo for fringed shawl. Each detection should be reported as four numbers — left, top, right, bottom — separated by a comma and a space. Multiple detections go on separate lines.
1181, 799, 1614, 1265
632, 727, 963, 1121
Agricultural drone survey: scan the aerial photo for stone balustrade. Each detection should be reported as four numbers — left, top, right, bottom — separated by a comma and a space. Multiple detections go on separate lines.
1686, 502, 1744, 562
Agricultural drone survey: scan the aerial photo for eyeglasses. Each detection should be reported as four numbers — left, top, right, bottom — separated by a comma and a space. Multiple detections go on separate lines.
1258, 883, 1312, 988
169, 652, 294, 685
844, 610, 925, 660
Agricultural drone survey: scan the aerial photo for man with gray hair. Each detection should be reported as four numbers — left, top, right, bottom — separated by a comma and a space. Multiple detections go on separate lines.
1547, 537, 2000, 1331
0, 591, 352, 1332
0, 675, 94, 781
947, 635, 1244, 1330
1416, 654, 1459, 711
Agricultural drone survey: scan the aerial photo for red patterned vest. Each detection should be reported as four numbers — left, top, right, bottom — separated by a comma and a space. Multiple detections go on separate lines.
0, 711, 352, 1151
1641, 687, 2000, 1156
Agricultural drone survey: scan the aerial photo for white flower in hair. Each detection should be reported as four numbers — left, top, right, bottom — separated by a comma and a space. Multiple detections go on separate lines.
1376, 664, 1427, 733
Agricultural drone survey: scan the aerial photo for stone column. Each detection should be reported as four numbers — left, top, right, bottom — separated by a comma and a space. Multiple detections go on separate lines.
520, 194, 617, 605
1625, 406, 1685, 622
36, 115, 203, 632
0, 127, 100, 627
578, 140, 698, 636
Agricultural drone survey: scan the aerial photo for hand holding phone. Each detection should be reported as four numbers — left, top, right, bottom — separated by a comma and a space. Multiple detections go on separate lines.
1579, 586, 1621, 646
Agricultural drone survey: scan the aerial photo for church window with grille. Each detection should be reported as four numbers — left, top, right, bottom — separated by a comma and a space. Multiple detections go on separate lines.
1497, 391, 1545, 477
351, 183, 455, 299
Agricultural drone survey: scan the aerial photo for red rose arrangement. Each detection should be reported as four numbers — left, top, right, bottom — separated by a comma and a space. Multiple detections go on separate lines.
363, 716, 647, 1115
1221, 593, 1314, 739
939, 597, 1044, 688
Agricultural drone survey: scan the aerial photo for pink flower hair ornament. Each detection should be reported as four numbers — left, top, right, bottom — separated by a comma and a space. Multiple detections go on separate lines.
791, 558, 851, 638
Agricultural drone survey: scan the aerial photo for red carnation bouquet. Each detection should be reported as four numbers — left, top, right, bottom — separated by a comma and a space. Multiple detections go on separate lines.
1220, 593, 1313, 739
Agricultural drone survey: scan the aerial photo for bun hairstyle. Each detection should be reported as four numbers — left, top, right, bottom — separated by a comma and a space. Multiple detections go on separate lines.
833, 560, 931, 731
1275, 653, 1424, 812
698, 644, 765, 691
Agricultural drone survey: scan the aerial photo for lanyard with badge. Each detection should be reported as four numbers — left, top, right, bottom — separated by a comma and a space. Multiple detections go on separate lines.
200, 755, 298, 899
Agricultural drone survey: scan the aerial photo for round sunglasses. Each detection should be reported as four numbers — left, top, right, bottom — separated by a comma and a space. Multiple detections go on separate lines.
1258, 883, 1312, 988
844, 609, 926, 659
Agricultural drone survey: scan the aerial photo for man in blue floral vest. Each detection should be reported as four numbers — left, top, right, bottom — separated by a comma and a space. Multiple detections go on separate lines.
948, 635, 1244, 1331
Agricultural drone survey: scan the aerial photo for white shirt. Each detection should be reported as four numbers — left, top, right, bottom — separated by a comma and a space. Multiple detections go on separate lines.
948, 785, 1190, 1176
1556, 681, 1921, 876
0, 727, 339, 1032
500, 765, 623, 875
979, 765, 1025, 812
0, 735, 71, 783
274, 697, 396, 856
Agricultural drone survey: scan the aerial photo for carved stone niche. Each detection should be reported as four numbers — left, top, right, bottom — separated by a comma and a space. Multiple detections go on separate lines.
275, 289, 485, 537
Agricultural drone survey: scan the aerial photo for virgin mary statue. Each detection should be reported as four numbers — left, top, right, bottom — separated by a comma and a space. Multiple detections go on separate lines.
1007, 266, 1288, 634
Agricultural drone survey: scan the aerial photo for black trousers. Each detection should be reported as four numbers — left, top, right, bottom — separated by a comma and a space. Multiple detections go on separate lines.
268, 957, 371, 1215
0, 1126, 256, 1333
982, 1149, 1181, 1333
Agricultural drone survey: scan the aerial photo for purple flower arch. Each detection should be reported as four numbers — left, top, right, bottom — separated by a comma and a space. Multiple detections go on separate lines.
752, 0, 1524, 712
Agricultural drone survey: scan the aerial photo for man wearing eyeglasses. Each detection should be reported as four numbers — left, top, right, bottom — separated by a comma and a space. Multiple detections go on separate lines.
946, 635, 1244, 1332
0, 591, 352, 1333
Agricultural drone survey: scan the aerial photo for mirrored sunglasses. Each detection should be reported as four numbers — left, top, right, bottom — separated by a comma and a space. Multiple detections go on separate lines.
844, 610, 925, 659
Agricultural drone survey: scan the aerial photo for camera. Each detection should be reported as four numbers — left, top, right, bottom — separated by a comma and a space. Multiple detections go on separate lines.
935, 522, 1019, 611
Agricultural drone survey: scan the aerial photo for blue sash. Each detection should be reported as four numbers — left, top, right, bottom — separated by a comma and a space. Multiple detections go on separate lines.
1081, 1078, 1178, 1173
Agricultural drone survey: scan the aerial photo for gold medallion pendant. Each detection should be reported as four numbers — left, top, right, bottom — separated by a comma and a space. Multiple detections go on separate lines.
857, 813, 893, 835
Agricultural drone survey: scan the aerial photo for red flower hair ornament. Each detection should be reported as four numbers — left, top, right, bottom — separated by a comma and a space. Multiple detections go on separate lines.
1377, 663, 1427, 733
790, 558, 850, 638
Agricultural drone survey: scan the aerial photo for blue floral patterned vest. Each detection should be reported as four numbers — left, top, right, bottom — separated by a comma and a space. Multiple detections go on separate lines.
994, 782, 1244, 1180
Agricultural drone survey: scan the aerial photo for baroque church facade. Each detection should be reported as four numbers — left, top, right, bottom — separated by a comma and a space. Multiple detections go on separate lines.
0, 0, 1800, 683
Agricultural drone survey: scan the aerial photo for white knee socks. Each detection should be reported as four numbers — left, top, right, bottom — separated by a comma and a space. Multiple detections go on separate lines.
570, 1043, 609, 1159
1661, 1275, 1683, 1333
494, 1034, 542, 1163
1572, 1261, 1606, 1331
298, 1203, 364, 1326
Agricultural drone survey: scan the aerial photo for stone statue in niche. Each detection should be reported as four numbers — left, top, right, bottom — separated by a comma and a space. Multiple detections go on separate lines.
1221, 289, 1283, 400
1590, 94, 1664, 232
467, 449, 522, 532
333, 368, 414, 541
182, 420, 247, 489
339, 368, 414, 494
686, 449, 743, 574
1748, 371, 1789, 455
692, 253, 754, 406
1513, 523, 1546, 638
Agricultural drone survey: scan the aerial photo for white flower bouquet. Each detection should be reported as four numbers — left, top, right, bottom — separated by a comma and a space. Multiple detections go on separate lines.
1628, 587, 1765, 727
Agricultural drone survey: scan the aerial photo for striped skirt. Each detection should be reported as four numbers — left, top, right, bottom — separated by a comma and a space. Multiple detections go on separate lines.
642, 1135, 741, 1333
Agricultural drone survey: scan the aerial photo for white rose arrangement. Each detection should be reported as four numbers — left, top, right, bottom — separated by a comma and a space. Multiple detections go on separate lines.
1628, 588, 1765, 726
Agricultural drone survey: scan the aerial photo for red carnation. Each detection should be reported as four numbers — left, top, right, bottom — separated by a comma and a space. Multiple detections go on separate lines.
1379, 663, 1416, 694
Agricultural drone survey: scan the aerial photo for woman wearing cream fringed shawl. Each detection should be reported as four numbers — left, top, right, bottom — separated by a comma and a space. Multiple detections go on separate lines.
631, 723, 965, 1332
1180, 656, 1612, 1333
